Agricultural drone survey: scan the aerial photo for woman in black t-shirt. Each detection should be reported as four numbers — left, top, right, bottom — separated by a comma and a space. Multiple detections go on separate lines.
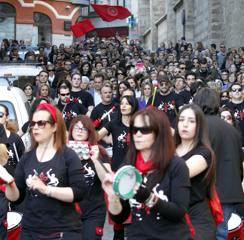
102, 108, 192, 240
68, 115, 111, 240
175, 104, 216, 240
3, 103, 86, 240
98, 95, 138, 171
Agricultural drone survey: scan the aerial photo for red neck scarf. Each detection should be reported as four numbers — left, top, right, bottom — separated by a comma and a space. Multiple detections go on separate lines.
135, 151, 154, 174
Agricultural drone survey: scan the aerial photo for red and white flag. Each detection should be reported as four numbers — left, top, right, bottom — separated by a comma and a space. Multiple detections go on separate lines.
91, 4, 131, 22
71, 19, 95, 38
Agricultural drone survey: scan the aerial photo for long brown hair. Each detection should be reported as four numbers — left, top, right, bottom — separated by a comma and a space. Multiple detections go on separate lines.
174, 103, 216, 197
127, 107, 175, 185
69, 115, 97, 145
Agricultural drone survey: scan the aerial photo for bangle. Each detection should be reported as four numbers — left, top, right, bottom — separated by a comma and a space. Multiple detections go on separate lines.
145, 193, 158, 208
46, 186, 52, 198
108, 195, 120, 204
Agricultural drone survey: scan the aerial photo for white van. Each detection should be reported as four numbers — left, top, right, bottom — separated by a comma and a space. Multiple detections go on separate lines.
0, 85, 29, 135
0, 64, 42, 88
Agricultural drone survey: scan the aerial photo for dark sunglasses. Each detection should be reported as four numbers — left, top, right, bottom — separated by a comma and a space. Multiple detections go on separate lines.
231, 88, 242, 92
131, 126, 153, 135
0, 112, 5, 118
117, 72, 124, 75
30, 120, 51, 129
60, 93, 70, 96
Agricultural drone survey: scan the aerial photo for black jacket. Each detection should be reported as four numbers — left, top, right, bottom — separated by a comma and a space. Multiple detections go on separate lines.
206, 115, 244, 203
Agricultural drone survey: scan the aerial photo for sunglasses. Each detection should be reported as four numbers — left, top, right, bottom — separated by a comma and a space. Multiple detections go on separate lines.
60, 93, 70, 96
231, 88, 242, 92
117, 72, 124, 75
131, 126, 153, 135
0, 112, 5, 118
30, 120, 51, 129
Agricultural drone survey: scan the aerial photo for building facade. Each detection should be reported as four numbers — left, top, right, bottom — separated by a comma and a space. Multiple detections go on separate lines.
0, 0, 130, 46
136, 0, 244, 51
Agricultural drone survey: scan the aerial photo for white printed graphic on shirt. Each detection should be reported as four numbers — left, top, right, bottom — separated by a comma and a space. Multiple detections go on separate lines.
117, 131, 127, 148
83, 163, 95, 178
26, 168, 60, 197
129, 183, 168, 222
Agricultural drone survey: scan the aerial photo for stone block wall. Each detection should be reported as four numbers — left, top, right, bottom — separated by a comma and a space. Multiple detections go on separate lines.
136, 0, 244, 50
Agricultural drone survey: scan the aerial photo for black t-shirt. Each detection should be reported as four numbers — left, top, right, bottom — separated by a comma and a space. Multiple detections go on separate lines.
79, 154, 109, 219
147, 92, 184, 125
14, 146, 87, 234
90, 102, 118, 130
70, 90, 94, 109
56, 100, 87, 130
104, 119, 129, 171
181, 145, 212, 206
5, 132, 25, 176
111, 156, 191, 240
176, 89, 192, 105
226, 101, 244, 146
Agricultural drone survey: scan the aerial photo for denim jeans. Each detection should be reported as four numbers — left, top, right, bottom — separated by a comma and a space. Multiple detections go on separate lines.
216, 203, 235, 240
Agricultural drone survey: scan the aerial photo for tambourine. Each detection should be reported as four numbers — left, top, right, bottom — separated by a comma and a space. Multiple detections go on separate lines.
113, 165, 142, 200
67, 141, 90, 160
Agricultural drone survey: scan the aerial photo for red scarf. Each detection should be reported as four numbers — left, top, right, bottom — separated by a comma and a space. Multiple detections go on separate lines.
135, 151, 154, 174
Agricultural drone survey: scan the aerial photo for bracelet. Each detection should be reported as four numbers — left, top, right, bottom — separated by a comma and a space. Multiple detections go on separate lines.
108, 195, 120, 204
145, 193, 158, 208
46, 186, 52, 198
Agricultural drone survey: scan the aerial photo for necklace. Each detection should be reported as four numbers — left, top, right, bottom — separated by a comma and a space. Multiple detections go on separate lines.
37, 137, 53, 162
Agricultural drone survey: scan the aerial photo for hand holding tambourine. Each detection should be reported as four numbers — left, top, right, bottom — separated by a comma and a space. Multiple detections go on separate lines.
102, 165, 142, 200
0, 165, 14, 185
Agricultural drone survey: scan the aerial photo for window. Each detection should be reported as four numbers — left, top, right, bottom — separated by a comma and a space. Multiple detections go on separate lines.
0, 3, 16, 40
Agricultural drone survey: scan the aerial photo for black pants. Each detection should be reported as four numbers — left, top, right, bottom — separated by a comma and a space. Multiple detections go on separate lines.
189, 200, 216, 240
81, 216, 105, 240
0, 224, 7, 240
20, 229, 82, 240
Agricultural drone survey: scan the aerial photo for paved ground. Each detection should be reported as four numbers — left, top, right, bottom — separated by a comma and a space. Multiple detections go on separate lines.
102, 215, 114, 240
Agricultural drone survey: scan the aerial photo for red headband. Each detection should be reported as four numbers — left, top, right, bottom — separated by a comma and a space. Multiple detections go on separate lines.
36, 103, 57, 123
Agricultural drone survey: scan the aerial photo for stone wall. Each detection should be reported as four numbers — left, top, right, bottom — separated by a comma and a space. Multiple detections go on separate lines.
136, 0, 244, 51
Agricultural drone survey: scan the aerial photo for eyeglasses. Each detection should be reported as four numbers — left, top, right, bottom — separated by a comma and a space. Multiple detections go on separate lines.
0, 112, 5, 118
220, 46, 225, 48
30, 120, 51, 129
180, 67, 186, 70
117, 72, 124, 75
131, 126, 153, 135
60, 93, 70, 96
221, 115, 232, 121
231, 88, 242, 92
73, 126, 88, 132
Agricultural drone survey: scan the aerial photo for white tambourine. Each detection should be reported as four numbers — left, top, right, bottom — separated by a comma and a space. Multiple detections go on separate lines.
112, 165, 142, 200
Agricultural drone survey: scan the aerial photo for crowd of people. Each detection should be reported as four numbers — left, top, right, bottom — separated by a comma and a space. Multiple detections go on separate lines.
0, 36, 243, 240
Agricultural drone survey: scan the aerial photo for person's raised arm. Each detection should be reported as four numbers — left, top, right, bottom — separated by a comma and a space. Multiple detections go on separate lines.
98, 127, 109, 141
